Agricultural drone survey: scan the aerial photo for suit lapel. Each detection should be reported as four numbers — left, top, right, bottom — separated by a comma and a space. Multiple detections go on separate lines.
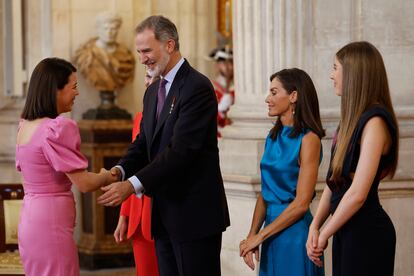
152, 60, 189, 140
144, 83, 158, 148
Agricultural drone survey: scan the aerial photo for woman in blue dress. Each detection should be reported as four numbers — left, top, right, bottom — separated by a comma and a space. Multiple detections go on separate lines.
239, 68, 325, 276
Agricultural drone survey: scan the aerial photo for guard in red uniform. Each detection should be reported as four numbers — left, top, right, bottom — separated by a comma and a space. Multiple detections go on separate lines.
209, 47, 235, 137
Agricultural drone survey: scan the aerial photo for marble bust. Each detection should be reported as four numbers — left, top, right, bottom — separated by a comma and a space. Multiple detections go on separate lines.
73, 12, 135, 92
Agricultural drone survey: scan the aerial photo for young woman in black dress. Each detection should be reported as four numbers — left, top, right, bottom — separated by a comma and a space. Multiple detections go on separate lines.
306, 41, 398, 276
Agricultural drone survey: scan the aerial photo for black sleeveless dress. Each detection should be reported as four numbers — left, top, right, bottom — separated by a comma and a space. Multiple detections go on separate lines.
326, 105, 397, 276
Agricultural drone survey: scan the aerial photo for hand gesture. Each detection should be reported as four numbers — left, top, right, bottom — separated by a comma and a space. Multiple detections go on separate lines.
306, 227, 324, 267
239, 242, 260, 271
109, 167, 121, 180
97, 180, 135, 206
317, 232, 328, 251
114, 215, 128, 243
239, 234, 263, 270
239, 233, 263, 257
99, 168, 119, 186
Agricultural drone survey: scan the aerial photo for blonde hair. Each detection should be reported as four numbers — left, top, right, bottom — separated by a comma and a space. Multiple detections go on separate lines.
331, 41, 398, 180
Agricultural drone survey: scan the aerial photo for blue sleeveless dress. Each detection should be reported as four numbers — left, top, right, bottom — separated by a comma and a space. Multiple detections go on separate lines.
259, 126, 324, 276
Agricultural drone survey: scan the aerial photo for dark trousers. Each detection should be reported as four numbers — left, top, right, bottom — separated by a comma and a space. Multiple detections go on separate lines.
154, 233, 222, 276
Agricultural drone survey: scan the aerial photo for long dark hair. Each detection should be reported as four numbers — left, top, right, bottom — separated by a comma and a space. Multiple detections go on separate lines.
331, 41, 399, 180
269, 68, 325, 140
21, 57, 76, 120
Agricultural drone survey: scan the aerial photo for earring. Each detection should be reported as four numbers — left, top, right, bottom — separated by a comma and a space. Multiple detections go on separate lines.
290, 102, 296, 115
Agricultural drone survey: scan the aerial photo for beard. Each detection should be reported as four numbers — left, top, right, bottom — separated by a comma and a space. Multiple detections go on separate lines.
146, 49, 170, 78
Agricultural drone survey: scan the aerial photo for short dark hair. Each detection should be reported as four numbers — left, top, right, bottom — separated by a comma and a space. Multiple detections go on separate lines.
135, 15, 180, 51
21, 57, 76, 120
269, 68, 325, 140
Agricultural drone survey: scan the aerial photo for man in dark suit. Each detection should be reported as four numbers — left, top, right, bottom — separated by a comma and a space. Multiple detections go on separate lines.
97, 15, 230, 276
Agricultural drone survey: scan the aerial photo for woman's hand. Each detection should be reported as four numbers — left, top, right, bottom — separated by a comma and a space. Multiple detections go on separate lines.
317, 231, 329, 252
239, 236, 261, 270
114, 215, 128, 243
306, 227, 324, 267
242, 249, 259, 271
240, 233, 264, 256
99, 168, 119, 186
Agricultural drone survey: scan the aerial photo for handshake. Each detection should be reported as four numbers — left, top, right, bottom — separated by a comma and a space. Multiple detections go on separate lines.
97, 167, 136, 207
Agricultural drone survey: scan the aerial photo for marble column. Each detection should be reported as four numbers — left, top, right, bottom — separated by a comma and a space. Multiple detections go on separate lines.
220, 0, 414, 275
0, 0, 53, 184
220, 2, 315, 274
220, 0, 314, 176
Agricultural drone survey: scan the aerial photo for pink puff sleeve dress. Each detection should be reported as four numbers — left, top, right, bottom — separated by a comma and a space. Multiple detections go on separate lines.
15, 116, 87, 276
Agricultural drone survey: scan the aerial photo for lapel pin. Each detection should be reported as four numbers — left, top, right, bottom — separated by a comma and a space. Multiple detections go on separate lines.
169, 97, 176, 114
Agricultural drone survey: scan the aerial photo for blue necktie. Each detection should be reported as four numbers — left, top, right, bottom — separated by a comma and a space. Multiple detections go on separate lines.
156, 79, 168, 119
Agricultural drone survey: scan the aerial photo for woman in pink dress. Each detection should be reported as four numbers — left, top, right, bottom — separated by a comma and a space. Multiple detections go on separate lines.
15, 57, 116, 276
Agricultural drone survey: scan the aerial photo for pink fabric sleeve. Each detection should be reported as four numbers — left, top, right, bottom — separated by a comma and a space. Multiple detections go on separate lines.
15, 160, 21, 171
15, 119, 25, 172
42, 116, 88, 173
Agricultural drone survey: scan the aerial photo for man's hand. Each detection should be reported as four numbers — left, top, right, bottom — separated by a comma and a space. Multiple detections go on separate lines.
97, 180, 135, 206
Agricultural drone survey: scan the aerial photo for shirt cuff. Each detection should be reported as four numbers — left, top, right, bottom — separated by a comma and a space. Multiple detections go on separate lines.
128, 175, 144, 198
115, 165, 125, 181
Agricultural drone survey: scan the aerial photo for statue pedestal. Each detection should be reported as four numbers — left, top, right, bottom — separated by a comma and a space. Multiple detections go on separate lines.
82, 107, 132, 120
77, 119, 134, 269
82, 91, 132, 120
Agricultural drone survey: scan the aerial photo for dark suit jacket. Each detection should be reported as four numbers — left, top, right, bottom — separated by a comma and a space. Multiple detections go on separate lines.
118, 59, 230, 242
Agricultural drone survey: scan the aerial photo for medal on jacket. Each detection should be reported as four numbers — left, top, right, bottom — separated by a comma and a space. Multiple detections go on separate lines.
169, 97, 176, 114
